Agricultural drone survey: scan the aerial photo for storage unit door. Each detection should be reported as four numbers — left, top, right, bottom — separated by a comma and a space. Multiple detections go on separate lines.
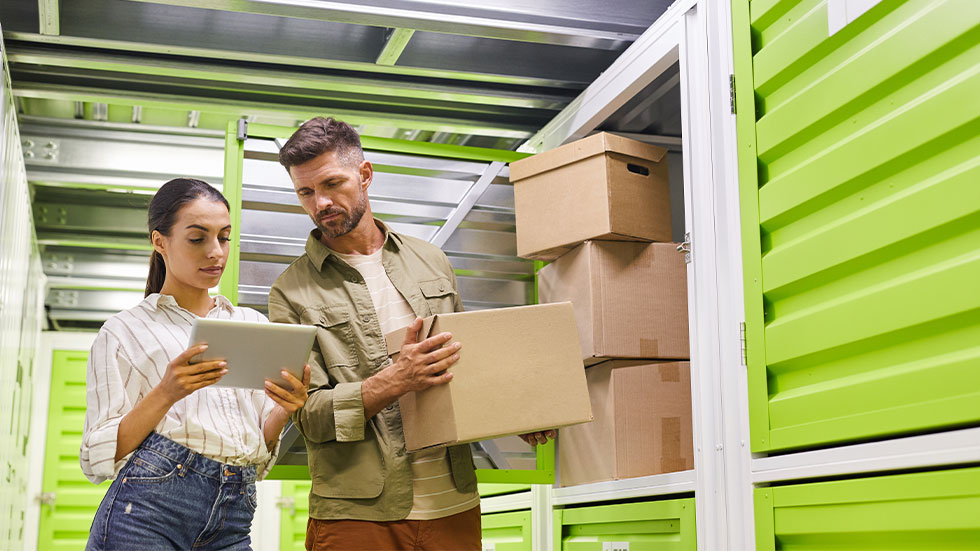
733, 0, 980, 452
37, 350, 110, 551
556, 498, 696, 551
755, 466, 980, 549
481, 510, 532, 551
279, 480, 312, 551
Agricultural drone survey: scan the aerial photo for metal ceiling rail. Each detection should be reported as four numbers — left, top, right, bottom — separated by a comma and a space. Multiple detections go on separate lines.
122, 0, 644, 49
12, 83, 536, 138
5, 46, 572, 109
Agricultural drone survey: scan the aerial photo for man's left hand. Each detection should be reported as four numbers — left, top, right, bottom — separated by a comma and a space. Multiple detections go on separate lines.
519, 430, 556, 446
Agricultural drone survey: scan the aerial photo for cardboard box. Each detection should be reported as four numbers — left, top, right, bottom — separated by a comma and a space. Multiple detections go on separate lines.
538, 241, 689, 365
385, 302, 593, 452
510, 132, 671, 260
558, 361, 693, 487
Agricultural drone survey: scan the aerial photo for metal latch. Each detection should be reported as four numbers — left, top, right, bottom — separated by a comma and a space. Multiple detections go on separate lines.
677, 233, 692, 264
276, 496, 296, 515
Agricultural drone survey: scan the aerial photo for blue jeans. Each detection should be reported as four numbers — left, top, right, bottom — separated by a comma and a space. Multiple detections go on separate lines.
87, 432, 258, 551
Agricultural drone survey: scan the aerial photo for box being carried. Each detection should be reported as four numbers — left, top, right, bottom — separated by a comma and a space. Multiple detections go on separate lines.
559, 361, 694, 487
384, 302, 593, 452
539, 241, 690, 365
510, 132, 671, 261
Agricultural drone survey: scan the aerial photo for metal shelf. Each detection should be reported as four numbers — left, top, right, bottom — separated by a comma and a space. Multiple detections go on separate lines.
480, 490, 533, 514
752, 427, 980, 484
552, 470, 695, 506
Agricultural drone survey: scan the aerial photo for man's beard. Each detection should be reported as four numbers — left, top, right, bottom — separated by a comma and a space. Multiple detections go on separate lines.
315, 192, 367, 238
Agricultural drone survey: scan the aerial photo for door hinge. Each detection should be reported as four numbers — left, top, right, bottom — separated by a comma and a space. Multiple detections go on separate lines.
739, 321, 747, 366
236, 118, 248, 141
676, 233, 692, 264
729, 74, 736, 114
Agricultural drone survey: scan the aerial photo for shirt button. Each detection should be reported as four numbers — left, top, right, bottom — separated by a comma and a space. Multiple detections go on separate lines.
360, 315, 370, 323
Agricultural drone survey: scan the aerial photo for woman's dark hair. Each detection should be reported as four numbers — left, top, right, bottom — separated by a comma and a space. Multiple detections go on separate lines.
145, 178, 229, 297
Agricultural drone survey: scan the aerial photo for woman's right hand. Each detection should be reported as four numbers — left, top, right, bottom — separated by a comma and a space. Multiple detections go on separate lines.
158, 344, 228, 403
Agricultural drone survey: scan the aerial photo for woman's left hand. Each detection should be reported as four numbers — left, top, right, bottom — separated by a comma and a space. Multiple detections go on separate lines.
264, 364, 311, 415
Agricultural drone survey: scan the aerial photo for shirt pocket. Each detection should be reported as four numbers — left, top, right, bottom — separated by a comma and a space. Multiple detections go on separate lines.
419, 277, 458, 315
300, 305, 358, 369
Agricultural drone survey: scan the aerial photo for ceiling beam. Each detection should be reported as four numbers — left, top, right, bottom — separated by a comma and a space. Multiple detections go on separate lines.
5, 46, 571, 109
121, 0, 642, 50
376, 28, 415, 66
38, 0, 60, 35
12, 82, 535, 138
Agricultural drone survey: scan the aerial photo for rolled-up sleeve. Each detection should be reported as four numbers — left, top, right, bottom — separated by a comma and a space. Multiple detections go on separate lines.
269, 292, 367, 444
80, 330, 133, 484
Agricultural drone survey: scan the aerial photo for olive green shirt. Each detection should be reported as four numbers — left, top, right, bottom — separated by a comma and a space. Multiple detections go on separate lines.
267, 220, 477, 521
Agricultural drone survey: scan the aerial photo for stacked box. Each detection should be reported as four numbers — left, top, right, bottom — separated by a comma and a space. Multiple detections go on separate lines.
511, 132, 693, 485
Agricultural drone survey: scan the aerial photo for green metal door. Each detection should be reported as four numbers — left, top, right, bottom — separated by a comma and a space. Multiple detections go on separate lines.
755, 466, 980, 548
481, 510, 531, 551
279, 481, 312, 551
37, 350, 110, 551
733, 0, 980, 452
555, 498, 696, 551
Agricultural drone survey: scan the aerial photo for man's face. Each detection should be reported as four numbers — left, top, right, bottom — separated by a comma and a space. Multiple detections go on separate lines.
289, 149, 371, 239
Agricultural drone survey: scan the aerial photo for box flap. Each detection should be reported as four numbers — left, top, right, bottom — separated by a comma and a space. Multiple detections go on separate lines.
510, 132, 668, 181
385, 316, 438, 357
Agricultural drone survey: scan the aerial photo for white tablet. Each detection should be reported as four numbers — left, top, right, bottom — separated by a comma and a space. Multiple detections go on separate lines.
188, 318, 316, 390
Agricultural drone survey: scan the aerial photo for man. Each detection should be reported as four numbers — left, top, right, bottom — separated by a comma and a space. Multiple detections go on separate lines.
268, 117, 481, 550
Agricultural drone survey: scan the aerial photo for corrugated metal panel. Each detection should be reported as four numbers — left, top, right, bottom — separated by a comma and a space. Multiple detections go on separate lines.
755, 466, 980, 549
37, 351, 109, 551
557, 498, 696, 551
238, 136, 534, 313
734, 0, 980, 452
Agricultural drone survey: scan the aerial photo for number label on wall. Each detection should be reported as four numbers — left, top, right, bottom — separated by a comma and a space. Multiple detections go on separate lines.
603, 543, 629, 551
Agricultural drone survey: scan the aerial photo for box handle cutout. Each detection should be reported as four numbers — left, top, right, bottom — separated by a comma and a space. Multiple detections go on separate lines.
627, 163, 650, 176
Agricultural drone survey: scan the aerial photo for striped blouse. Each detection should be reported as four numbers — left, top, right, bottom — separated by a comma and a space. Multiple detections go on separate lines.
80, 293, 281, 484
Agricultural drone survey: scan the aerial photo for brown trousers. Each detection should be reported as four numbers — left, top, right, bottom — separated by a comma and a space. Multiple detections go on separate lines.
305, 506, 482, 551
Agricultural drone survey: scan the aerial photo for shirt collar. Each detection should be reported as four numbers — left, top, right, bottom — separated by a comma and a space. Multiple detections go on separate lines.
305, 218, 401, 271
145, 292, 236, 314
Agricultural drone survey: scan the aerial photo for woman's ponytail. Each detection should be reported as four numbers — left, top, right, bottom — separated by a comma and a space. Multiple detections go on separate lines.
145, 250, 167, 297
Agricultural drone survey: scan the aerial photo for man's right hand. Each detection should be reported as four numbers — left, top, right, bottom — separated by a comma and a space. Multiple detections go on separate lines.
361, 318, 461, 417
387, 317, 461, 393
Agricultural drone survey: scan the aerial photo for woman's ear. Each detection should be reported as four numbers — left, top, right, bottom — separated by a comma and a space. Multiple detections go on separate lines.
151, 229, 167, 258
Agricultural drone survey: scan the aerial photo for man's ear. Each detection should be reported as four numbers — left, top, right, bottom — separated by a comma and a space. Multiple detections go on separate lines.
359, 159, 374, 191
151, 229, 167, 258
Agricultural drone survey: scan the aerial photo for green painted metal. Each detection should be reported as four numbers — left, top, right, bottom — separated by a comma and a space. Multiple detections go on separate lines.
218, 120, 244, 305
245, 123, 531, 163
279, 481, 312, 551
733, 0, 980, 452
35, 238, 154, 252
37, 351, 111, 551
755, 466, 980, 549
267, 464, 312, 480
481, 510, 532, 551
555, 498, 696, 551
478, 483, 532, 497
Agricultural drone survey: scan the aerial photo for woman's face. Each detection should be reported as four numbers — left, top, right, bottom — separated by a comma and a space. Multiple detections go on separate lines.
152, 198, 231, 292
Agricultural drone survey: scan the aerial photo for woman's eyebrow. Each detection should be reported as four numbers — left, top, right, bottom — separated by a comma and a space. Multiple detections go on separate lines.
185, 224, 232, 231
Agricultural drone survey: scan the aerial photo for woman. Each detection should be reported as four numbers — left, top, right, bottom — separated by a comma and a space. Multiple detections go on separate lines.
80, 178, 310, 551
